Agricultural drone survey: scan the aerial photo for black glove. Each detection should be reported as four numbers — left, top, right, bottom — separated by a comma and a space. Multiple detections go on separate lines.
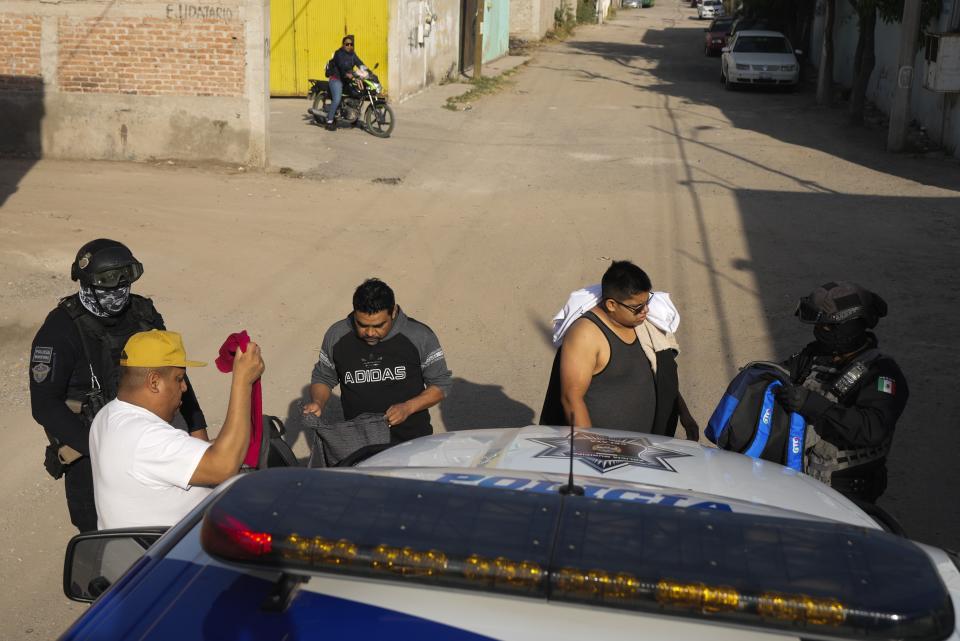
775, 384, 809, 412
775, 384, 833, 420
43, 444, 64, 480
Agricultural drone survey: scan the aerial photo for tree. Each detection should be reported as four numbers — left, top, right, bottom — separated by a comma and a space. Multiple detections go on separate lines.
848, 0, 939, 124
817, 0, 836, 105
848, 1, 877, 122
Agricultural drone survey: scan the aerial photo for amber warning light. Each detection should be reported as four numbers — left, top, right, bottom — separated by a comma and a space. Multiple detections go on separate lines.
200, 469, 955, 641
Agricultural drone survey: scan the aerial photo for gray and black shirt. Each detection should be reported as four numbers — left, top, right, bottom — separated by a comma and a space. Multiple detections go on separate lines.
311, 308, 452, 442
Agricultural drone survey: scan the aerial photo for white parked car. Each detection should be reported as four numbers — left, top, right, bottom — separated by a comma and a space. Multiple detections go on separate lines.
720, 30, 801, 90
698, 0, 724, 19
58, 425, 960, 640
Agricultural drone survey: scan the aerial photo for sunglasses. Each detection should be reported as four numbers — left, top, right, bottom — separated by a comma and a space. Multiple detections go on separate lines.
344, 42, 354, 46
608, 293, 654, 315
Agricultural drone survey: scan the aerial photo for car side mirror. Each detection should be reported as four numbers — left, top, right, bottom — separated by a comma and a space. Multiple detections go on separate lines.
795, 49, 803, 56
63, 528, 166, 603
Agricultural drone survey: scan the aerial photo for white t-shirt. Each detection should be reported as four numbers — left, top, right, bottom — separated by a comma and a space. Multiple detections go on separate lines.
89, 399, 213, 529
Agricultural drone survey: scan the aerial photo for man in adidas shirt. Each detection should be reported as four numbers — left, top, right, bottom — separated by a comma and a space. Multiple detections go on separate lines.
304, 279, 452, 442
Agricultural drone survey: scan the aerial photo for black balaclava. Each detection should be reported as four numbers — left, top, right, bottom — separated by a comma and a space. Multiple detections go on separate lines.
79, 284, 131, 317
814, 319, 868, 356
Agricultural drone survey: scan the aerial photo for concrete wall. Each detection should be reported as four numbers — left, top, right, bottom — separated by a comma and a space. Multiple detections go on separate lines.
810, 0, 960, 158
510, 0, 563, 41
388, 0, 460, 100
0, 0, 269, 165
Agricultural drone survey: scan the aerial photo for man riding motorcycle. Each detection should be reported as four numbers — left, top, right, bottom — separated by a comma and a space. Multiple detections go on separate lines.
325, 35, 366, 132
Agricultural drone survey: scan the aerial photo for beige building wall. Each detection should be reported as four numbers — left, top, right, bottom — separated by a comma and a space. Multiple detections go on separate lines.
510, 0, 563, 41
0, 0, 269, 165
388, 0, 461, 100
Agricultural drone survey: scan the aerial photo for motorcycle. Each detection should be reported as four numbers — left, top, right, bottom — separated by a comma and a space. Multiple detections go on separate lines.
307, 65, 395, 139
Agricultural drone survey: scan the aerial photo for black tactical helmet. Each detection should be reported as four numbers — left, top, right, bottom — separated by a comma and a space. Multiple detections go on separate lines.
71, 239, 144, 288
795, 281, 887, 329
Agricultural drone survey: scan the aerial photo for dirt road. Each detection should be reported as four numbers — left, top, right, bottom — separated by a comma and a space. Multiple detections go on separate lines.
2, 1, 959, 636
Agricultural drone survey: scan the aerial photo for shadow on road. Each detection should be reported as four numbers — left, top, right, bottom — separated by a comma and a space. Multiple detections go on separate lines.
561, 33, 960, 192
730, 188, 960, 548
441, 377, 535, 431
0, 75, 44, 208
550, 23, 960, 547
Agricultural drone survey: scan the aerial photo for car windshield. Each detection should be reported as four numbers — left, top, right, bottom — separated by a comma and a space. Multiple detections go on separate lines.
710, 19, 733, 31
733, 36, 791, 54
703, 0, 720, 5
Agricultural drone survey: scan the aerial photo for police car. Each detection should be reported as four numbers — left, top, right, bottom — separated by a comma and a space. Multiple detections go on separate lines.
60, 426, 960, 640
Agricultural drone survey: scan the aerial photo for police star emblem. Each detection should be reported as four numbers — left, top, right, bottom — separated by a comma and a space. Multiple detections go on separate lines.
529, 432, 691, 474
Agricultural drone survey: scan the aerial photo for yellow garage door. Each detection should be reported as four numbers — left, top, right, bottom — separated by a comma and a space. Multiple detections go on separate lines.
270, 0, 389, 97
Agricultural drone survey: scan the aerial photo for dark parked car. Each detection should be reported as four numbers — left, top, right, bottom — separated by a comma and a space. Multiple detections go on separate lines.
704, 17, 734, 55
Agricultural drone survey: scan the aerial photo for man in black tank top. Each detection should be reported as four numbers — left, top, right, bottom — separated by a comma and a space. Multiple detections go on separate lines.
542, 261, 697, 438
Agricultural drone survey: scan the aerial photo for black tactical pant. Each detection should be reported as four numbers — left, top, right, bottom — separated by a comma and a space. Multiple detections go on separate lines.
64, 457, 98, 532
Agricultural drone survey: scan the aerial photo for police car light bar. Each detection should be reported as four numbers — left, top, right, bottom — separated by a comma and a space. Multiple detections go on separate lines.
200, 469, 954, 641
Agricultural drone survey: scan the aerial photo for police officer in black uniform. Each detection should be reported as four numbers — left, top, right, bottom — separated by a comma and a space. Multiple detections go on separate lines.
775, 282, 908, 503
29, 239, 208, 532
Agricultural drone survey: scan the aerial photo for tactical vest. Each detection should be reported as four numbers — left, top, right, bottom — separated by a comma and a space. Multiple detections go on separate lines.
794, 348, 892, 487
58, 294, 163, 402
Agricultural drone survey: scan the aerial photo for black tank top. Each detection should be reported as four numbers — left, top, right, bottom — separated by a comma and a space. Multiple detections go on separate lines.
582, 312, 657, 432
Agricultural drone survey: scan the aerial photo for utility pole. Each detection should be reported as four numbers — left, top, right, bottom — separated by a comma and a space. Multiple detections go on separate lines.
887, 0, 923, 151
473, 0, 485, 79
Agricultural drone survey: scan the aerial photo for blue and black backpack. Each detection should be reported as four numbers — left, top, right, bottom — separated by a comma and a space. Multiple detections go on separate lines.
705, 362, 807, 471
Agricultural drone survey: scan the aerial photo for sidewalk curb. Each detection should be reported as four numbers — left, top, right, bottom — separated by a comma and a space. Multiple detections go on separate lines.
443, 55, 532, 112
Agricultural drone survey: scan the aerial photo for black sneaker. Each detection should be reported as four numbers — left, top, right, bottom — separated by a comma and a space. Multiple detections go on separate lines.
325, 120, 336, 131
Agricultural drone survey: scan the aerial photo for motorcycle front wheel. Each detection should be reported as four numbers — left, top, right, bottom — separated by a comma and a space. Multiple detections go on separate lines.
363, 103, 395, 138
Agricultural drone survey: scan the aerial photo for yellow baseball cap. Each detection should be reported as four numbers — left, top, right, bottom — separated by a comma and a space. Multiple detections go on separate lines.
120, 330, 207, 368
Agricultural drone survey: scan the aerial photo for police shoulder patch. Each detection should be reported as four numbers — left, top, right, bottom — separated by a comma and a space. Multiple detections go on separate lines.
32, 346, 53, 364
32, 363, 51, 383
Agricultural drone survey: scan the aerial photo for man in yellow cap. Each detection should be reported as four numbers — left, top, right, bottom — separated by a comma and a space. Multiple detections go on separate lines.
89, 330, 264, 529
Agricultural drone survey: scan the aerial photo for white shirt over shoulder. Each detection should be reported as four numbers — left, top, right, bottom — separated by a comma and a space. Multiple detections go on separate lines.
90, 399, 213, 529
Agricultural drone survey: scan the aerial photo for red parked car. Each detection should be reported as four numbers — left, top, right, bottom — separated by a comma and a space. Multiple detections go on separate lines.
704, 16, 734, 56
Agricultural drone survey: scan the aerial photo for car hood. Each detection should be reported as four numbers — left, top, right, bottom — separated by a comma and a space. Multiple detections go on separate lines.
358, 425, 878, 529
728, 52, 796, 65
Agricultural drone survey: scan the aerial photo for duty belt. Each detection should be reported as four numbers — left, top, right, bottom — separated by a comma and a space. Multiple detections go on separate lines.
805, 436, 892, 486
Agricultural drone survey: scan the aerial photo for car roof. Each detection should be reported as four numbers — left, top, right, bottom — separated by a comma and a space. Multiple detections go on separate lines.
358, 426, 879, 529
734, 30, 788, 38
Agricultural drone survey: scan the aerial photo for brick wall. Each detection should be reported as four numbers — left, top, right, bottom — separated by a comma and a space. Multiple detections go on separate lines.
57, 17, 245, 97
0, 14, 42, 91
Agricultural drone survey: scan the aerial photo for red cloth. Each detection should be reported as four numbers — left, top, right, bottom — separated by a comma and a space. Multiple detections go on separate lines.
215, 331, 262, 468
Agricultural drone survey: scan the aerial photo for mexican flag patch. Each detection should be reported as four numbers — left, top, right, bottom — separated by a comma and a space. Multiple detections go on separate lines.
877, 377, 896, 395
